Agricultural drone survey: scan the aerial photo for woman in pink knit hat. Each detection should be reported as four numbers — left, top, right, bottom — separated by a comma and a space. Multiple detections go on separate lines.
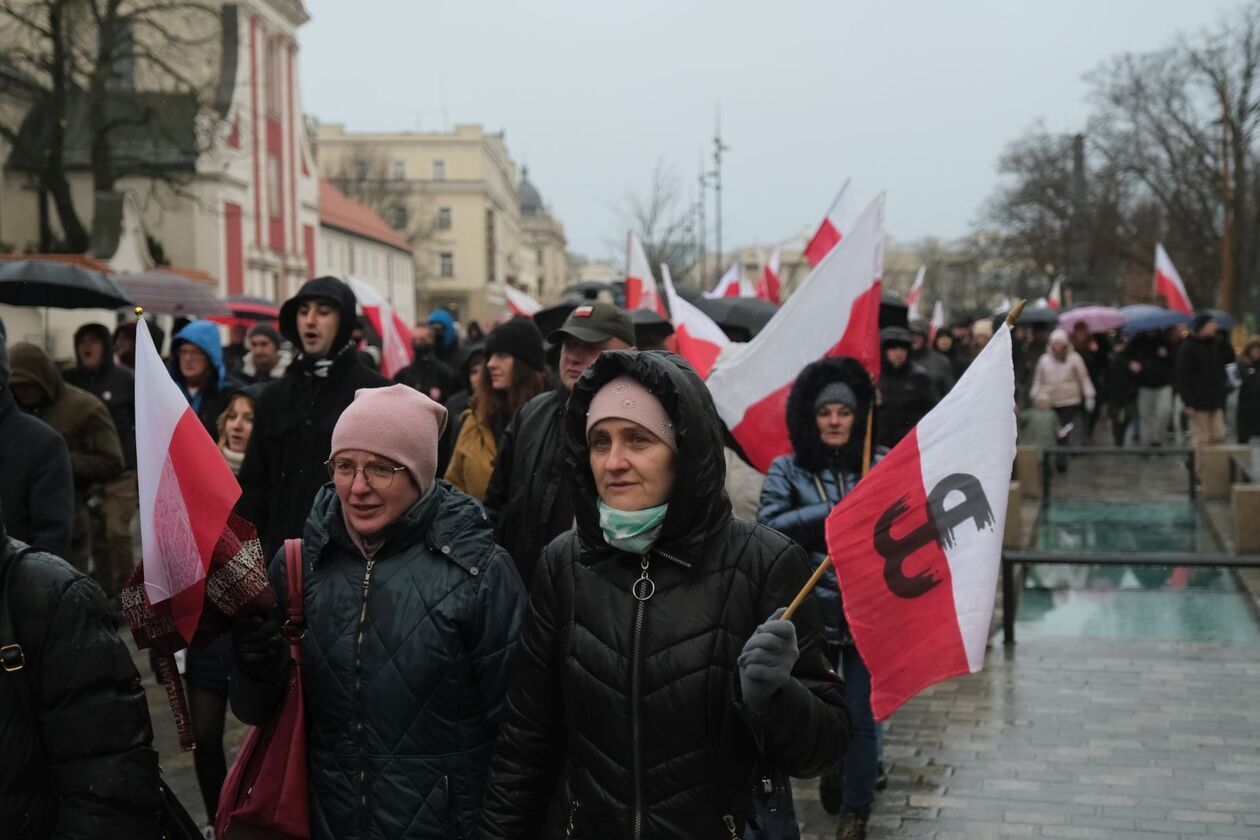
229, 383, 526, 839
480, 351, 851, 840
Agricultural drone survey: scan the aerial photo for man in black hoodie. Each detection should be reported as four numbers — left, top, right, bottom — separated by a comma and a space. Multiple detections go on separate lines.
1177, 314, 1230, 475
235, 277, 389, 558
876, 326, 939, 450
64, 323, 138, 598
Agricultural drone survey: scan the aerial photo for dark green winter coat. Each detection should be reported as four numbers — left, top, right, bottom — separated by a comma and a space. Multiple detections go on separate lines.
230, 483, 526, 840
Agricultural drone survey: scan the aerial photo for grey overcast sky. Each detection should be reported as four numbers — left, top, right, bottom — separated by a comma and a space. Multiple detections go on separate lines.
301, 0, 1244, 261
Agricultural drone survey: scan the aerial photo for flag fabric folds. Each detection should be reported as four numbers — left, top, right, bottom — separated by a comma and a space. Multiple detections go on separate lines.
661, 264, 729, 379
1154, 243, 1193, 315
705, 262, 752, 299
504, 284, 543, 317
625, 231, 668, 316
708, 194, 885, 472
347, 276, 412, 379
134, 318, 243, 644
757, 247, 782, 304
825, 323, 1017, 720
803, 179, 857, 267
905, 266, 925, 314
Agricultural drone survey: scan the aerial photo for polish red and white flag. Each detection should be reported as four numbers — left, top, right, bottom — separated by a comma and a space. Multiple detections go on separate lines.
625, 231, 668, 317
708, 194, 884, 472
1154, 243, 1193, 315
705, 262, 752, 299
929, 300, 947, 344
756, 247, 782, 304
905, 266, 925, 314
1046, 277, 1063, 311
503, 284, 543, 317
825, 322, 1017, 720
661, 263, 729, 379
347, 276, 413, 379
803, 178, 858, 267
135, 318, 242, 643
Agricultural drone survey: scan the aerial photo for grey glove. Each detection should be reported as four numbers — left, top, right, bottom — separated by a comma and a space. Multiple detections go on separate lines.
1084, 396, 1096, 414
738, 608, 799, 711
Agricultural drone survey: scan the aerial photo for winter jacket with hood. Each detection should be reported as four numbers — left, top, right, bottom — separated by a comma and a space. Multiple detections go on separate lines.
759, 357, 872, 646
230, 483, 525, 840
0, 328, 73, 558
428, 308, 462, 367
1031, 346, 1095, 409
1238, 351, 1260, 444
1176, 334, 1230, 412
235, 276, 389, 560
170, 320, 240, 439
0, 516, 162, 838
1127, 332, 1176, 390
7, 342, 124, 502
63, 323, 137, 470
483, 386, 571, 589
478, 350, 850, 840
877, 356, 938, 450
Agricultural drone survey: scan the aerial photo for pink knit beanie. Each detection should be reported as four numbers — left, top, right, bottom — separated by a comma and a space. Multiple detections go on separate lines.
586, 376, 677, 451
330, 384, 449, 492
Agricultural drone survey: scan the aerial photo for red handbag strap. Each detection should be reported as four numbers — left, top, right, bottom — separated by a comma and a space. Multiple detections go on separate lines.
283, 538, 305, 664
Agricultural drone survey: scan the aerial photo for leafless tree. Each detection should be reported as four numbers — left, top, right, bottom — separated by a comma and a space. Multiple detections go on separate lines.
611, 159, 698, 290
0, 0, 220, 252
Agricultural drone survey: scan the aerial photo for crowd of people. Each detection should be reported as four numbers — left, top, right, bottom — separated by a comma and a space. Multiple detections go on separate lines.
1, 277, 1256, 840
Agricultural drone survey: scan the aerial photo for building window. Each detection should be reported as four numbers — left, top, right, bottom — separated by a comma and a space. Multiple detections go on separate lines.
536, 248, 544, 266
485, 209, 496, 284
105, 16, 135, 91
267, 156, 282, 220
433, 159, 446, 181
391, 160, 406, 180
437, 207, 452, 230
439, 252, 454, 278
390, 205, 408, 230
354, 158, 369, 181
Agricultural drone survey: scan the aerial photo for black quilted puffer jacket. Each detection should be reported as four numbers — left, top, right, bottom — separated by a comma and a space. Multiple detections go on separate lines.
231, 482, 526, 840
478, 351, 851, 840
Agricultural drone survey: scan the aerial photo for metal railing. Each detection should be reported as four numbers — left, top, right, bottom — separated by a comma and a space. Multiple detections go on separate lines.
1040, 446, 1196, 503
1000, 549, 1260, 645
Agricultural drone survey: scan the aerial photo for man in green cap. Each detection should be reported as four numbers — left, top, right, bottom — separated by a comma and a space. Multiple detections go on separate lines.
484, 302, 635, 587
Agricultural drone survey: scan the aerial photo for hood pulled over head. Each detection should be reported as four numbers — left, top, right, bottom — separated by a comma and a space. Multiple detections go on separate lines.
279, 276, 357, 356
565, 350, 731, 557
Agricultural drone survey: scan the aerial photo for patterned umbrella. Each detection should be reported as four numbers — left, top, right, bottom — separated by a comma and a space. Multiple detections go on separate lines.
115, 270, 230, 317
1058, 305, 1125, 333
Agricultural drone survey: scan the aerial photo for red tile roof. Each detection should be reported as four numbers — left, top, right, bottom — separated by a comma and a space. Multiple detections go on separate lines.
319, 180, 412, 254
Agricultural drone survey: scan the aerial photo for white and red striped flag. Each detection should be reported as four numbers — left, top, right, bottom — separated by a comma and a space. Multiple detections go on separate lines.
708, 194, 884, 472
135, 318, 242, 643
802, 178, 858, 267
1046, 277, 1063, 311
826, 321, 1017, 720
905, 266, 925, 314
503, 284, 543, 317
347, 276, 413, 379
626, 231, 668, 317
661, 263, 729, 379
756, 247, 782, 304
929, 300, 947, 344
705, 262, 752, 299
1154, 243, 1193, 315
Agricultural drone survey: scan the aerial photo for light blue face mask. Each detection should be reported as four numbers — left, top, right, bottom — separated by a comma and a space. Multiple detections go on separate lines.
598, 500, 669, 555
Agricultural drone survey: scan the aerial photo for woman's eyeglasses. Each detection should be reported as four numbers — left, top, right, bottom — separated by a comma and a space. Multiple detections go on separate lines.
324, 459, 408, 489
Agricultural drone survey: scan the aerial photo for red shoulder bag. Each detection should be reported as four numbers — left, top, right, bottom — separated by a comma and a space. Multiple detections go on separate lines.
216, 538, 310, 839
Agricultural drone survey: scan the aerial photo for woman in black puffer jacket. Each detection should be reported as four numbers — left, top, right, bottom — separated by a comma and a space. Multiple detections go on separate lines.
479, 350, 851, 840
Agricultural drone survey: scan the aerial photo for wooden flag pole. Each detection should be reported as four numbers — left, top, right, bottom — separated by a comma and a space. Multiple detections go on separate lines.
782, 303, 1026, 622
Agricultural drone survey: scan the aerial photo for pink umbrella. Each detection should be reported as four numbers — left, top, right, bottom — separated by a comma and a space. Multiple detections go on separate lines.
1058, 305, 1124, 334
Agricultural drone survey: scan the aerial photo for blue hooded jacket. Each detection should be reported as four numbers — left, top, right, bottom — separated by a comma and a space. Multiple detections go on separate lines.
427, 308, 457, 349
170, 320, 237, 437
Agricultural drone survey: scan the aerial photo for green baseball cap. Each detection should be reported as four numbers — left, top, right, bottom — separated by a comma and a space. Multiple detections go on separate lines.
548, 302, 636, 347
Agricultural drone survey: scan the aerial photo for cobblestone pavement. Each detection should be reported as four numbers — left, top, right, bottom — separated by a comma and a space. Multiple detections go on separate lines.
795, 638, 1260, 839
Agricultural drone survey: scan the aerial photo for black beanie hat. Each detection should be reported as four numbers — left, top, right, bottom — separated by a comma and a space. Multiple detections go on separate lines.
1191, 313, 1214, 334
485, 317, 546, 372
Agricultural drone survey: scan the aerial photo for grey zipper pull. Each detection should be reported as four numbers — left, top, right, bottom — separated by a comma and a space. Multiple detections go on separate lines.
632, 556, 654, 601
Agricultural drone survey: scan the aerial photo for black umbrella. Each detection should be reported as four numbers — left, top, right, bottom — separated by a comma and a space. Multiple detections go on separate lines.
629, 308, 675, 348
880, 292, 909, 329
533, 302, 577, 343
1197, 308, 1237, 331
694, 297, 779, 340
0, 259, 131, 309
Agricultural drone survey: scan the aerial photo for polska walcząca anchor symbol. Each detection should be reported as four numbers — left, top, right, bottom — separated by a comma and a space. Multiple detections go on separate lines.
873, 473, 996, 599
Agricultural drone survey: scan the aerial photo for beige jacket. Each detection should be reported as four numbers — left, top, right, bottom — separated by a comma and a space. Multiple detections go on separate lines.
1031, 350, 1096, 408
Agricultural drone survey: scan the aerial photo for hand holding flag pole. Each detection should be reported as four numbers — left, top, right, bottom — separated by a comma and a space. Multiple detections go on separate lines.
780, 300, 1026, 623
